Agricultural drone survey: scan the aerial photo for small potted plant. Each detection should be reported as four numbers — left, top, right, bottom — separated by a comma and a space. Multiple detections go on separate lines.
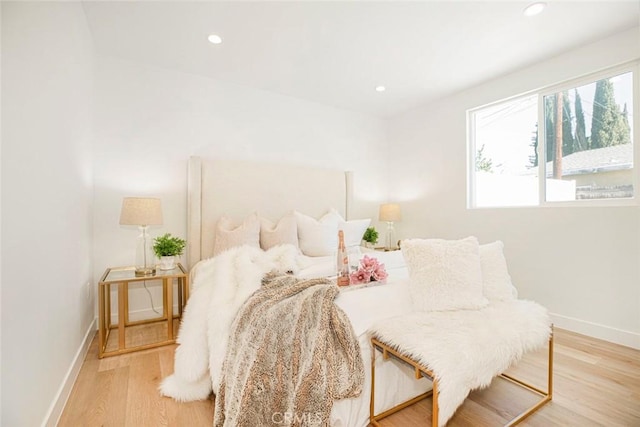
153, 233, 186, 270
362, 226, 379, 249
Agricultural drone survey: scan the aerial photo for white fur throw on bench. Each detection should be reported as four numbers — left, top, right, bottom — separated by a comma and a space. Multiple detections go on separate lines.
369, 299, 551, 426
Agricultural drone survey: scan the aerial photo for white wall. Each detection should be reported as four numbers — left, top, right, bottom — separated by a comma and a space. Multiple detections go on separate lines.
93, 55, 388, 315
0, 2, 2, 423
0, 3, 3, 419
1, 3, 94, 426
388, 28, 640, 348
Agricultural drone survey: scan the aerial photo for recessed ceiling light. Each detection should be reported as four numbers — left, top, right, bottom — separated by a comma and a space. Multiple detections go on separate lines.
207, 34, 222, 44
375, 86, 386, 92
523, 2, 547, 17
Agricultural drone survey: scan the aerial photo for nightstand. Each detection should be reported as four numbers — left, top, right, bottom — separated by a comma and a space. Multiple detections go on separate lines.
97, 263, 189, 358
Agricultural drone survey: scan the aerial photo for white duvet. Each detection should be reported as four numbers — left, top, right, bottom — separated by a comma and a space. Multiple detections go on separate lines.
297, 250, 431, 427
161, 246, 428, 427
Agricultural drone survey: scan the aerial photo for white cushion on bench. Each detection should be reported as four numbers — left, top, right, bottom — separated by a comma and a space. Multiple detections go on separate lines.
369, 300, 551, 426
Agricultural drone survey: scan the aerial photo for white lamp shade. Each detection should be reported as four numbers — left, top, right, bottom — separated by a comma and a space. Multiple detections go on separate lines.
119, 197, 163, 226
379, 203, 402, 222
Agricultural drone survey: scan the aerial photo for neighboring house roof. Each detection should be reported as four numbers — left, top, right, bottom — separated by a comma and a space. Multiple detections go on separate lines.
544, 143, 633, 176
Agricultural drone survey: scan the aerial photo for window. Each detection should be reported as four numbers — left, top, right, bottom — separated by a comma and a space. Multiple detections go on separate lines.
542, 72, 634, 202
468, 63, 637, 208
470, 94, 539, 207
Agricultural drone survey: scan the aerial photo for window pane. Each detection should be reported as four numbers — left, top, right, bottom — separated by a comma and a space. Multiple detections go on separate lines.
543, 72, 634, 201
472, 94, 538, 207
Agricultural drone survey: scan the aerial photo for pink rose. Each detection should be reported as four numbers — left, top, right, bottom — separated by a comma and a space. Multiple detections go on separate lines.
372, 265, 388, 281
350, 269, 369, 284
361, 255, 379, 270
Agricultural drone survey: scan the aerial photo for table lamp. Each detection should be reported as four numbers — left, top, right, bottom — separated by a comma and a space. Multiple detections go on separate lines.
379, 203, 401, 250
119, 197, 163, 276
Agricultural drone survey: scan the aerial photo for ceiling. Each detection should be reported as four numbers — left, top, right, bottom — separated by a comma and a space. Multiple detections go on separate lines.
82, 1, 639, 118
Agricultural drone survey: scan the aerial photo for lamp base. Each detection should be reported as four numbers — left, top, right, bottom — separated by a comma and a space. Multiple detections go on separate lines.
385, 221, 397, 251
134, 225, 156, 276
135, 266, 156, 277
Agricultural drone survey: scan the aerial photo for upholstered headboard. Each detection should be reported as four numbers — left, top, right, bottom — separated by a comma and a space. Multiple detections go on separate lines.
187, 157, 354, 268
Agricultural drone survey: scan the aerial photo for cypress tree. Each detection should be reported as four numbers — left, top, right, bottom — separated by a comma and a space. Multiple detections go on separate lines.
591, 78, 618, 148
561, 91, 575, 156
574, 89, 587, 152
617, 103, 631, 145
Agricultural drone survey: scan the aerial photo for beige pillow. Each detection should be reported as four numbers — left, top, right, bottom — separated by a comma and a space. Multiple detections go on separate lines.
260, 213, 299, 250
402, 236, 488, 312
213, 213, 260, 256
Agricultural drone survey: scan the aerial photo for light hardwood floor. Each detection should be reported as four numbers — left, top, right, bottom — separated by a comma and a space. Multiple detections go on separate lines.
59, 327, 640, 426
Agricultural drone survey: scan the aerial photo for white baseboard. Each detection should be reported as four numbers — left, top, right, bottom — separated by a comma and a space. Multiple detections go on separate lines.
550, 312, 640, 350
42, 317, 97, 427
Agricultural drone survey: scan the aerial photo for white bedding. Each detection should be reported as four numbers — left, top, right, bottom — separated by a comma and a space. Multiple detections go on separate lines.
185, 158, 424, 425
296, 250, 431, 427
164, 246, 427, 427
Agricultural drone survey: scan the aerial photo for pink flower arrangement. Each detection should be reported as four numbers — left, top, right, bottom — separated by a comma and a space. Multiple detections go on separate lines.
349, 255, 388, 285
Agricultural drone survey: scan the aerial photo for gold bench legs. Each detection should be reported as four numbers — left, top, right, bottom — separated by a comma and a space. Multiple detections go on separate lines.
500, 326, 554, 426
370, 337, 438, 427
370, 326, 553, 426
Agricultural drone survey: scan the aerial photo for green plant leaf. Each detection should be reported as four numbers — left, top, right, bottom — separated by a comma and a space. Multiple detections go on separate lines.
153, 233, 187, 257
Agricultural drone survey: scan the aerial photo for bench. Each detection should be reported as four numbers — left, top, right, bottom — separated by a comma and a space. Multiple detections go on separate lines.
369, 302, 553, 426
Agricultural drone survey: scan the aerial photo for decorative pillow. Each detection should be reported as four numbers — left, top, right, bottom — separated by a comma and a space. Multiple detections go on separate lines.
338, 217, 371, 248
294, 209, 341, 256
260, 213, 299, 250
213, 213, 260, 256
479, 241, 518, 301
402, 236, 489, 312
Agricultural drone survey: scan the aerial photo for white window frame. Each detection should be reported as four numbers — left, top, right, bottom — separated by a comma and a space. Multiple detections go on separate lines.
467, 61, 640, 209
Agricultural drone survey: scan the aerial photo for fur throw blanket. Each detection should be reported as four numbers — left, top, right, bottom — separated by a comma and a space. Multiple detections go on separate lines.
214, 274, 364, 427
159, 244, 301, 401
370, 300, 551, 427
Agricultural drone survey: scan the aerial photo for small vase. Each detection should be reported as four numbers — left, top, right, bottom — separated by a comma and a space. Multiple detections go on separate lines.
159, 256, 176, 270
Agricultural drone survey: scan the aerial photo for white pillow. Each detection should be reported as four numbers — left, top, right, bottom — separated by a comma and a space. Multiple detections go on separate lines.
213, 213, 260, 256
295, 209, 341, 257
479, 241, 518, 301
402, 236, 489, 312
338, 217, 371, 248
260, 213, 299, 250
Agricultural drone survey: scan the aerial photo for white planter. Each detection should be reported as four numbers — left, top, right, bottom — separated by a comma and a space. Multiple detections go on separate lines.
159, 256, 176, 270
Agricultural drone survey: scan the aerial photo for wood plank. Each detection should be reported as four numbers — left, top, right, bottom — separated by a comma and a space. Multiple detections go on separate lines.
58, 336, 129, 426
59, 327, 640, 426
124, 351, 165, 426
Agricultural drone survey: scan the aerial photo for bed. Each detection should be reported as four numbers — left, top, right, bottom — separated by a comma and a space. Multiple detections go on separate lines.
171, 156, 551, 427
183, 156, 429, 426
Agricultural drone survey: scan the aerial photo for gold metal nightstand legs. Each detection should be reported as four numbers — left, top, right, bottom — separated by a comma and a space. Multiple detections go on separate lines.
97, 264, 189, 358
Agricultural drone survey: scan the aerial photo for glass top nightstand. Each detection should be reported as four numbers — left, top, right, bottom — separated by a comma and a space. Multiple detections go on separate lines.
101, 263, 188, 282
98, 263, 189, 358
